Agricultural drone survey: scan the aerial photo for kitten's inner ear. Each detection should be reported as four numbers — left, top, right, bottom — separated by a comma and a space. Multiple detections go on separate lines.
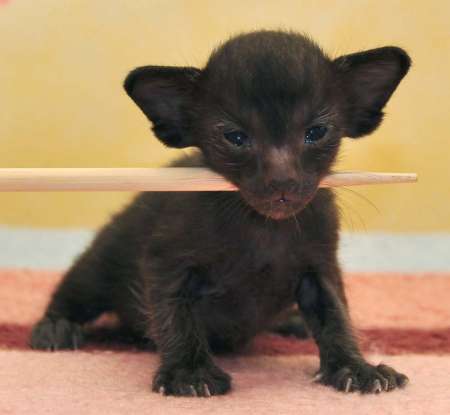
124, 66, 201, 148
334, 47, 411, 138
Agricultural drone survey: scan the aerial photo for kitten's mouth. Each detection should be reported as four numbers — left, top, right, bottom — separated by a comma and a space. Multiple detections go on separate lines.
256, 199, 307, 220
240, 190, 314, 220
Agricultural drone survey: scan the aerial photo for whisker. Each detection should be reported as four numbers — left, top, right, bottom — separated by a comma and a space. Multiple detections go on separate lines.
291, 213, 302, 236
338, 186, 380, 214
334, 192, 367, 232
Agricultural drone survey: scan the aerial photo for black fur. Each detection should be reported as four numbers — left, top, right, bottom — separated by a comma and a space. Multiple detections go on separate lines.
30, 30, 410, 397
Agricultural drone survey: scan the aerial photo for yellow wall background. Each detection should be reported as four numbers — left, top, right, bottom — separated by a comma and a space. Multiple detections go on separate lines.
0, 0, 449, 231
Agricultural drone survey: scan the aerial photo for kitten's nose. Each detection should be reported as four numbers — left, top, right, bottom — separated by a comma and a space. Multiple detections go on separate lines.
268, 179, 299, 195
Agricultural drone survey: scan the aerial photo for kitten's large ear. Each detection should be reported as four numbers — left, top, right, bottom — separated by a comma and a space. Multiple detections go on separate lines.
334, 47, 411, 138
124, 66, 201, 148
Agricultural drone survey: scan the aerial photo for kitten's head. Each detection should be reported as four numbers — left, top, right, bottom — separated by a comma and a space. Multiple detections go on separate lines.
124, 30, 410, 220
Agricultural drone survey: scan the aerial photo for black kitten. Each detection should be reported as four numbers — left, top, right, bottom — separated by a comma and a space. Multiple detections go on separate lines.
30, 30, 411, 397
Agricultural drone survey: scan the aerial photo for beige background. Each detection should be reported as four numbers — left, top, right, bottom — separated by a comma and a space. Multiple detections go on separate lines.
0, 0, 448, 231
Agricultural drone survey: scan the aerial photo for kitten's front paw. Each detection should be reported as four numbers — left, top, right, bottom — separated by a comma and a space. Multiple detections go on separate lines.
316, 362, 409, 394
30, 317, 84, 350
152, 363, 232, 397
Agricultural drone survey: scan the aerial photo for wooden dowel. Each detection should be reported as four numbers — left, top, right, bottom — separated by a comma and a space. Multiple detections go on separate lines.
0, 168, 417, 192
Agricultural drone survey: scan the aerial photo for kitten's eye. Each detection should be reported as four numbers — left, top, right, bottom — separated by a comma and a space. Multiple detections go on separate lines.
304, 126, 328, 144
223, 130, 249, 147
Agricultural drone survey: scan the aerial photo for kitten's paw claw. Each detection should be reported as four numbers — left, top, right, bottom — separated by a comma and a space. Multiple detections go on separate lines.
318, 362, 408, 394
189, 385, 197, 396
313, 371, 324, 383
344, 377, 353, 393
152, 363, 231, 397
372, 379, 382, 394
30, 317, 84, 350
203, 383, 212, 397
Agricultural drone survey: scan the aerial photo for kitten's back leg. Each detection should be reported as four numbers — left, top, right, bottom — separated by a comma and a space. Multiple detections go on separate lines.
30, 250, 113, 350
269, 306, 310, 339
30, 193, 158, 351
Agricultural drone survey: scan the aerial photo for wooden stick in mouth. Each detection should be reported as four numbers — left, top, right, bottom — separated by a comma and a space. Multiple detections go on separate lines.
0, 168, 417, 192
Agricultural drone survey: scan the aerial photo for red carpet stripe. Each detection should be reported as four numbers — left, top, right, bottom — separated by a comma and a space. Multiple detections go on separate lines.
2, 324, 450, 355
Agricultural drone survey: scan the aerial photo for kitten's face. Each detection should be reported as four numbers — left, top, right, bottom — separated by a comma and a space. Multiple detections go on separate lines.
124, 30, 410, 220
198, 115, 341, 220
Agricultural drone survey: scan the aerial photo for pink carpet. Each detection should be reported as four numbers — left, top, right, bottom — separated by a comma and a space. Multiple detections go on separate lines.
1, 269, 450, 414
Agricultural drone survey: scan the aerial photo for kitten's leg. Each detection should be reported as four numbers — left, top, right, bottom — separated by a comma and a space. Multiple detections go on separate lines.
269, 267, 349, 340
297, 264, 409, 393
30, 252, 112, 350
147, 266, 231, 397
273, 267, 345, 340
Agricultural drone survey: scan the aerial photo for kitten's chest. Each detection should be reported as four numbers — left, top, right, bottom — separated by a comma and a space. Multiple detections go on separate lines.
209, 225, 306, 307
225, 218, 307, 273
199, 241, 301, 338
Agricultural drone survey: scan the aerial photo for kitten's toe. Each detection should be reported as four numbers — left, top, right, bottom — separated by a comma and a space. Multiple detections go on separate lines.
152, 363, 231, 397
327, 367, 358, 392
376, 363, 409, 390
30, 317, 84, 350
318, 362, 408, 394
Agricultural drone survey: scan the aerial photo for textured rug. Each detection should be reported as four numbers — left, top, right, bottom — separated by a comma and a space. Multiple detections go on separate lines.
1, 269, 450, 414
